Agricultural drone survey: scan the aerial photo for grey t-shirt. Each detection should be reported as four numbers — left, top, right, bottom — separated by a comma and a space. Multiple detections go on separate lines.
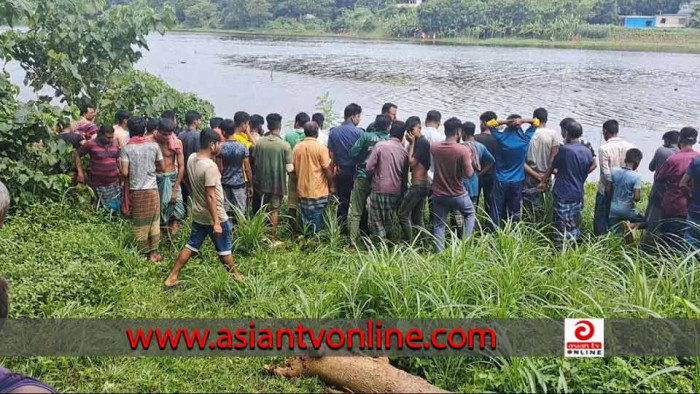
120, 142, 163, 190
649, 145, 679, 172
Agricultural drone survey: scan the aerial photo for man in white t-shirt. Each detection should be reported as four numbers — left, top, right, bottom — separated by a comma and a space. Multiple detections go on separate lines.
421, 110, 444, 180
523, 108, 562, 219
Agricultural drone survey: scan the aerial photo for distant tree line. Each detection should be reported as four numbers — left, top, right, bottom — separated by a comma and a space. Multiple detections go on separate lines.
104, 0, 699, 36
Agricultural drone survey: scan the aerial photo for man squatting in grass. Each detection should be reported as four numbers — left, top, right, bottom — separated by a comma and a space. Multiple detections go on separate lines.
293, 121, 335, 234
539, 120, 596, 249
164, 129, 244, 289
0, 278, 56, 393
254, 113, 293, 243
154, 118, 186, 236
366, 120, 409, 242
120, 116, 164, 262
609, 149, 646, 243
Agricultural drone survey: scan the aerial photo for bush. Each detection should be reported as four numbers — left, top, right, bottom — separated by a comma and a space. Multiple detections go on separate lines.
332, 7, 378, 33
385, 9, 422, 38
97, 70, 215, 127
265, 17, 328, 33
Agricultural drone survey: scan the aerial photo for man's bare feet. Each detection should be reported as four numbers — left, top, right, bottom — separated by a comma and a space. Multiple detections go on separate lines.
623, 221, 635, 245
231, 271, 244, 282
150, 252, 163, 262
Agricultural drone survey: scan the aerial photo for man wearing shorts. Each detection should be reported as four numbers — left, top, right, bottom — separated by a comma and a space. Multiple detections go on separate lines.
164, 129, 244, 289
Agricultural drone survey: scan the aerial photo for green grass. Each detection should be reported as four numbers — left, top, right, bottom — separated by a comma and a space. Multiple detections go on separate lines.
0, 184, 698, 392
172, 26, 700, 54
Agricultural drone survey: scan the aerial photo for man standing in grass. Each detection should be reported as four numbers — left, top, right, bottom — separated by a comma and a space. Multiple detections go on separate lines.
644, 131, 680, 241
594, 119, 636, 235
76, 124, 121, 214
540, 121, 596, 249
681, 154, 700, 253
430, 118, 475, 253
255, 113, 293, 243
609, 149, 646, 243
220, 118, 253, 216
655, 127, 699, 248
113, 110, 131, 149
120, 117, 164, 262
366, 121, 409, 242
293, 121, 334, 235
475, 111, 500, 224
178, 110, 202, 207
366, 103, 398, 132
523, 108, 561, 220
284, 112, 311, 223
164, 129, 244, 289
348, 114, 392, 247
398, 116, 431, 241
461, 121, 494, 209
487, 114, 538, 227
154, 118, 185, 236
233, 111, 255, 150
328, 103, 363, 231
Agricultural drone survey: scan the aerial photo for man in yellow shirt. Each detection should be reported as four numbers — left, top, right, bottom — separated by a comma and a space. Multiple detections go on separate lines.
292, 121, 334, 234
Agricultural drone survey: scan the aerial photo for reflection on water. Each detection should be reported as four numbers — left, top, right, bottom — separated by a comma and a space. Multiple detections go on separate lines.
12, 31, 700, 181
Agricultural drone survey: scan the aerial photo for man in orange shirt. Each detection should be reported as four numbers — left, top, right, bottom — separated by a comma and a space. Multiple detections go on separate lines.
292, 121, 335, 234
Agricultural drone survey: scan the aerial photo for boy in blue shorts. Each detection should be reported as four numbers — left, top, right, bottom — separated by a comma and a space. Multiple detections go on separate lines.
609, 149, 646, 243
164, 129, 244, 289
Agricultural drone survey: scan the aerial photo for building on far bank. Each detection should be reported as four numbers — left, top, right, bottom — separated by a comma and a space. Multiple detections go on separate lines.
621, 14, 690, 29
397, 0, 426, 8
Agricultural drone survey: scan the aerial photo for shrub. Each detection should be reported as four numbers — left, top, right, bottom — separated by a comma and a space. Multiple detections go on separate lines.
385, 9, 422, 38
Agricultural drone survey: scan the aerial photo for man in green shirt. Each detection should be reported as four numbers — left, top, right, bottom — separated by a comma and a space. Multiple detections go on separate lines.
348, 114, 392, 247
256, 113, 294, 242
284, 112, 310, 223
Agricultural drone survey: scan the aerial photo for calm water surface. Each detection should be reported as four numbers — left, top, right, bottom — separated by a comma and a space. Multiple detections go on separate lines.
12, 31, 700, 180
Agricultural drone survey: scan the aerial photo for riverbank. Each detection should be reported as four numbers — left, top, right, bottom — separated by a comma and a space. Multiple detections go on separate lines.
172, 26, 700, 54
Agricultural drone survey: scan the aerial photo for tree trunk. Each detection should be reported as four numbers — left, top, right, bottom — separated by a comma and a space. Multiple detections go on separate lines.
267, 357, 448, 393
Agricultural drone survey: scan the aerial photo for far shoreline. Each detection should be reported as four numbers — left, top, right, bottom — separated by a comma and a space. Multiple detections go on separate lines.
170, 26, 700, 55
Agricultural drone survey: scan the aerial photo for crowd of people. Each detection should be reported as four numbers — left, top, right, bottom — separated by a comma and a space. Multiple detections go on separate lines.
56, 102, 700, 288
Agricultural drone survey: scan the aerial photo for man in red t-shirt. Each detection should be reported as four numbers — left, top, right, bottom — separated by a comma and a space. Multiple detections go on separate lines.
430, 117, 475, 253
76, 124, 121, 214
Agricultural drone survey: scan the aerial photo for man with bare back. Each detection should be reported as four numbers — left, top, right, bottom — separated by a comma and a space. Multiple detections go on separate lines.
154, 118, 185, 235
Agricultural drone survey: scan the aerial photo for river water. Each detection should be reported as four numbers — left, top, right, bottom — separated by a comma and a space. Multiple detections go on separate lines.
12, 31, 700, 180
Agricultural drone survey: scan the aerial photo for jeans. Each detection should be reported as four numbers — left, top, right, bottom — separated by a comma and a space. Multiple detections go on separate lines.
593, 191, 612, 236
431, 193, 476, 253
491, 180, 523, 228
685, 208, 700, 254
522, 174, 545, 221
334, 170, 355, 232
348, 176, 372, 243
478, 174, 495, 224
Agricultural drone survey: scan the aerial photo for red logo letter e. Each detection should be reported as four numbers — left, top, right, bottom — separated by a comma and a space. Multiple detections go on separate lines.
574, 320, 594, 341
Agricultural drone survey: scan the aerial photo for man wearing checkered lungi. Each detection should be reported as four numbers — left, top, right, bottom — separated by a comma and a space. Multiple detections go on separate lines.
366, 121, 409, 241
539, 121, 596, 249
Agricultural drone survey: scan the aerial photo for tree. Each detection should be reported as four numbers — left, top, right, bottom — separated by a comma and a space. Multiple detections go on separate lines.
589, 0, 620, 24
220, 0, 272, 29
184, 0, 219, 27
272, 0, 334, 20
1, 0, 175, 106
692, 3, 700, 28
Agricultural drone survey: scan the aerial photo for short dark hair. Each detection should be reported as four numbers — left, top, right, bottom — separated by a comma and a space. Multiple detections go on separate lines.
625, 148, 643, 164
80, 102, 95, 115
560, 117, 575, 129
159, 118, 176, 134
533, 108, 548, 124
344, 103, 362, 119
146, 118, 159, 134
250, 115, 265, 132
405, 116, 421, 133
115, 110, 131, 124
312, 113, 325, 130
382, 103, 397, 115
479, 111, 497, 123
266, 113, 282, 131
221, 119, 236, 138
426, 110, 442, 124
185, 111, 202, 127
98, 124, 114, 136
444, 117, 462, 138
566, 121, 583, 139
374, 114, 392, 132
663, 130, 680, 145
680, 127, 698, 145
304, 121, 320, 138
0, 277, 8, 320
507, 114, 522, 121
127, 116, 147, 137
603, 119, 619, 135
210, 117, 224, 130
199, 128, 221, 149
234, 112, 250, 129
294, 112, 310, 128
161, 110, 176, 121
389, 120, 406, 139
462, 121, 476, 137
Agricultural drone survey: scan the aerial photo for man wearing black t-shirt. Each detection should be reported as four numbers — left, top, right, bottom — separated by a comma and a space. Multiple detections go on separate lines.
475, 111, 499, 226
398, 116, 431, 241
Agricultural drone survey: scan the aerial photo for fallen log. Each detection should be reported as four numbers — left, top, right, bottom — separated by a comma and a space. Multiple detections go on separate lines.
0, 181, 9, 228
266, 357, 448, 393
